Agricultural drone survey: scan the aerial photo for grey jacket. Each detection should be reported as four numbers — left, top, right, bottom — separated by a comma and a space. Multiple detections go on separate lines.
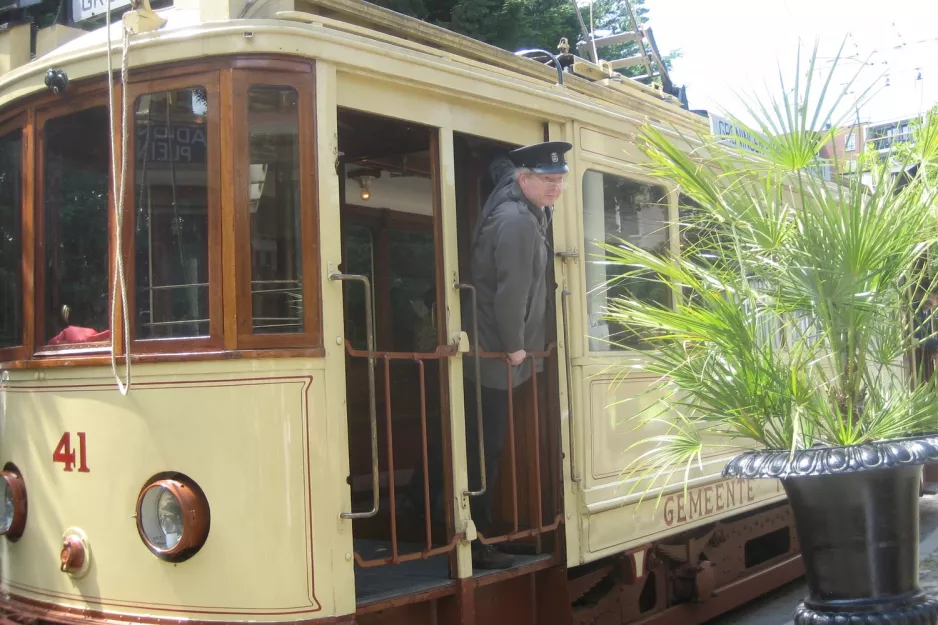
464, 156, 549, 390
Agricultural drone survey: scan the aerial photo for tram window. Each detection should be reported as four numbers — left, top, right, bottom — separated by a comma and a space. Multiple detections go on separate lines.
247, 86, 304, 334
582, 170, 670, 350
43, 106, 111, 346
133, 87, 210, 339
0, 129, 22, 349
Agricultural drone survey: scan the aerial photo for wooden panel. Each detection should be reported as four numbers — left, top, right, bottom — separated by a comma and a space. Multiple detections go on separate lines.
20, 111, 34, 361
220, 68, 239, 350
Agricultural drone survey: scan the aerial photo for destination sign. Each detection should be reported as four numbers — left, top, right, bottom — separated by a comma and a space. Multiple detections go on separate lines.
709, 113, 764, 155
71, 0, 131, 23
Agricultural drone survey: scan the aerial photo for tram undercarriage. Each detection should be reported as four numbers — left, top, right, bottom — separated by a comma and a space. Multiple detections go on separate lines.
343, 502, 801, 625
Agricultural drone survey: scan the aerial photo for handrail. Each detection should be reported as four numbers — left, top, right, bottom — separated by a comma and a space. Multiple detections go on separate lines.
561, 288, 580, 483
514, 48, 565, 85
331, 272, 380, 520
454, 282, 486, 498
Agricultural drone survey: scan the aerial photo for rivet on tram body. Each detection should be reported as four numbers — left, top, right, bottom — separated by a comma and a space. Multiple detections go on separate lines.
346, 552, 352, 561
336, 336, 343, 345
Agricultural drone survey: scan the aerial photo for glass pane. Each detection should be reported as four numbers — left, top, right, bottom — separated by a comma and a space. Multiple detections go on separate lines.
134, 87, 210, 339
387, 228, 436, 352
247, 86, 303, 334
44, 107, 111, 346
0, 129, 22, 349
583, 170, 670, 351
343, 224, 374, 351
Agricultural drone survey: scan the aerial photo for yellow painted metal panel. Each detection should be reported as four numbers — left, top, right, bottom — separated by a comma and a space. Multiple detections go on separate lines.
575, 371, 785, 562
579, 126, 645, 165
337, 71, 542, 147
0, 359, 346, 621
585, 478, 785, 558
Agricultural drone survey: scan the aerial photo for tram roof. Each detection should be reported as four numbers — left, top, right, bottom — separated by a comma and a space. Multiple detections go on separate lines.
0, 0, 705, 130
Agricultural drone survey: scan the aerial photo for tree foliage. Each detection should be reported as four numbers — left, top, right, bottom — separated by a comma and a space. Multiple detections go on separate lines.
367, 0, 679, 83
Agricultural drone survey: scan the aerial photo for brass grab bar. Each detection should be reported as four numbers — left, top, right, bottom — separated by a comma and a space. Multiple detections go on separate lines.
455, 281, 486, 498
332, 272, 380, 519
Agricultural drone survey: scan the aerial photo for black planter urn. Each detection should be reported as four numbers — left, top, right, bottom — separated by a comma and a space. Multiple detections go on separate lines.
723, 437, 938, 625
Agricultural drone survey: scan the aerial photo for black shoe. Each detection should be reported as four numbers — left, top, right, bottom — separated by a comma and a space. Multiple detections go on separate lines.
472, 543, 513, 570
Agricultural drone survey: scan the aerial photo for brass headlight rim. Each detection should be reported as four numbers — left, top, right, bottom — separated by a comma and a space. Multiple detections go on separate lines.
135, 474, 210, 562
0, 468, 27, 541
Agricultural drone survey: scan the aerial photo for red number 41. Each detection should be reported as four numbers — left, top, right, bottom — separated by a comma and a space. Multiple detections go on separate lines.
53, 433, 90, 473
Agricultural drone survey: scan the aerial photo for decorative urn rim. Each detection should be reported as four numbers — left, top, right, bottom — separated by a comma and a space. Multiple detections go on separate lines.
722, 434, 938, 479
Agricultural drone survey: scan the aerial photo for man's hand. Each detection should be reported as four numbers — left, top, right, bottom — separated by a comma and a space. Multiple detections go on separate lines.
507, 350, 527, 366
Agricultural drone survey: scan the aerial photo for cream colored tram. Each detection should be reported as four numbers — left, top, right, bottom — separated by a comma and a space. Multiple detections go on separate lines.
0, 1, 800, 623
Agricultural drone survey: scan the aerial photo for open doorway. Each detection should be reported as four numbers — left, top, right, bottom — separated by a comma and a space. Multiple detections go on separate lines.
338, 109, 455, 605
338, 116, 565, 606
452, 131, 564, 560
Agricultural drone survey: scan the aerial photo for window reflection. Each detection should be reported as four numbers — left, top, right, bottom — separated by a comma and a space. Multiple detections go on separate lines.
0, 129, 21, 349
583, 170, 670, 351
44, 107, 111, 346
134, 87, 210, 339
247, 86, 303, 334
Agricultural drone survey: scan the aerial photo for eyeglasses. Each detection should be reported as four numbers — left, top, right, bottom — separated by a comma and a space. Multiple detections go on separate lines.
532, 175, 567, 190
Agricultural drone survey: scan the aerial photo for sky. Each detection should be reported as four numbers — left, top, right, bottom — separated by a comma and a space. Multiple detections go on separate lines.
642, 0, 938, 127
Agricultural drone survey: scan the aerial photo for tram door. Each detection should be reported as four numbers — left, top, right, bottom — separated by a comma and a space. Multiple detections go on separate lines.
335, 110, 565, 606
451, 131, 566, 551
337, 109, 458, 604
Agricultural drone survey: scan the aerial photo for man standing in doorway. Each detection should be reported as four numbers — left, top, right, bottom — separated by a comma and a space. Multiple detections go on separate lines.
463, 140, 572, 569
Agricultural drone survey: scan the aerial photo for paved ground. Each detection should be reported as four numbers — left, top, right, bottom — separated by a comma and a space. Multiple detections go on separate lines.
704, 494, 938, 625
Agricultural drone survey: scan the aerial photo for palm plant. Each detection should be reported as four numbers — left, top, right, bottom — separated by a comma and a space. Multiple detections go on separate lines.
601, 46, 938, 488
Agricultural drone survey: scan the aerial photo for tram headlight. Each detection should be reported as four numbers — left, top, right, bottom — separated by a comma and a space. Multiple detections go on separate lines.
136, 474, 210, 562
0, 469, 27, 541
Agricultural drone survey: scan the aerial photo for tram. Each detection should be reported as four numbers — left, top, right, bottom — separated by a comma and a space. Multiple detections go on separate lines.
0, 0, 802, 622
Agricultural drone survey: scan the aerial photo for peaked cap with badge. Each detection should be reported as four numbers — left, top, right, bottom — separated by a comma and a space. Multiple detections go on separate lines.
508, 141, 573, 175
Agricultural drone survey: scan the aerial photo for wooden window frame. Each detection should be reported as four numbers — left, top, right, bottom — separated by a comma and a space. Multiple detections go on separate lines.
0, 114, 30, 363
230, 68, 321, 350
33, 96, 118, 358
0, 55, 326, 369
124, 72, 225, 354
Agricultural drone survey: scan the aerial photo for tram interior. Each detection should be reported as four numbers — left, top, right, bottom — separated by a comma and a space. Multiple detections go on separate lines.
338, 112, 561, 605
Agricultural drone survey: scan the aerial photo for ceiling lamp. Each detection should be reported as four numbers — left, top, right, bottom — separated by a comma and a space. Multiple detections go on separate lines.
349, 169, 381, 202
359, 175, 374, 201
